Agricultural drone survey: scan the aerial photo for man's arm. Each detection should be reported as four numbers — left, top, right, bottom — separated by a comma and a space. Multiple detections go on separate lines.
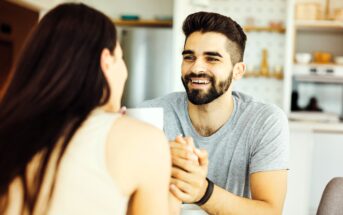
169, 137, 288, 215
200, 170, 287, 215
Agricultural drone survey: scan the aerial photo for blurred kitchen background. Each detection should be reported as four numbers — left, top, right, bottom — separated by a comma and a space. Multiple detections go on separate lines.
1, 0, 343, 214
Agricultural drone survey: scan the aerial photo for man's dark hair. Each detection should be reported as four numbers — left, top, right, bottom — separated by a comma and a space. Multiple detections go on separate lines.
182, 11, 247, 64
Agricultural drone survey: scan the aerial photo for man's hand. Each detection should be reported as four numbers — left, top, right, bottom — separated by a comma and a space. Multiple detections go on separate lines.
170, 136, 199, 164
169, 136, 209, 203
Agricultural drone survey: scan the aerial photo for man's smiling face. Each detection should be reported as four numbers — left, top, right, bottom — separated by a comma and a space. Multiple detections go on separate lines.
181, 31, 234, 105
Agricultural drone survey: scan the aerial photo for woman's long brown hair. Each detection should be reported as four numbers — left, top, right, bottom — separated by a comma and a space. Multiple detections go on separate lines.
0, 3, 117, 214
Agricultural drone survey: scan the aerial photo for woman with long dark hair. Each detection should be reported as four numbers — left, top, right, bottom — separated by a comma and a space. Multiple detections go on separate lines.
0, 3, 179, 215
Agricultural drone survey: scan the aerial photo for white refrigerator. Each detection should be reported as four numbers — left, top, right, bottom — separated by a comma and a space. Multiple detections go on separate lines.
120, 27, 173, 107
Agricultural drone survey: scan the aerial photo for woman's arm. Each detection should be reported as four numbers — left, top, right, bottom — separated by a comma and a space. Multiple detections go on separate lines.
106, 116, 180, 215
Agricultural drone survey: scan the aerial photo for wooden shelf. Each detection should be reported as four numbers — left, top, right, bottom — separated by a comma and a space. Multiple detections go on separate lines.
243, 26, 285, 33
113, 19, 172, 28
112, 21, 285, 32
295, 20, 343, 31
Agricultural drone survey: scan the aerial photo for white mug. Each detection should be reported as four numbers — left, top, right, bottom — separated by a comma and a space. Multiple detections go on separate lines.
126, 107, 164, 130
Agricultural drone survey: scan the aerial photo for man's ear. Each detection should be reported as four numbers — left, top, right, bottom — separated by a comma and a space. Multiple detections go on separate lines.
232, 62, 245, 80
100, 48, 112, 77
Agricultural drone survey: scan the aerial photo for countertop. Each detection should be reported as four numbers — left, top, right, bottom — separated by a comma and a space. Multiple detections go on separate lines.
289, 120, 343, 133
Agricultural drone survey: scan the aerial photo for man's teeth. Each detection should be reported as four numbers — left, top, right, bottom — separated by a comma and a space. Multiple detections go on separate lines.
191, 80, 209, 84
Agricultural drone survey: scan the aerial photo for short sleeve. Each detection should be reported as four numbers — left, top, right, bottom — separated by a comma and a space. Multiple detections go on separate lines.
249, 105, 289, 174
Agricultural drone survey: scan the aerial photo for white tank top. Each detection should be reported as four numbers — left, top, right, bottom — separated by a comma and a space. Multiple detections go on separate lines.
47, 108, 129, 214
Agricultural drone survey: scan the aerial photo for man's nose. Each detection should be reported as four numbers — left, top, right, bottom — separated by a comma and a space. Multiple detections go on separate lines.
190, 59, 207, 73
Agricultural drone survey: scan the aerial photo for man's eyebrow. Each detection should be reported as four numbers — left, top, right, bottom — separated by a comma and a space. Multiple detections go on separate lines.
182, 50, 194, 55
204, 52, 223, 58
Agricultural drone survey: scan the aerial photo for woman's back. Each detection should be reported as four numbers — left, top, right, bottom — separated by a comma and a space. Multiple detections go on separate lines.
0, 3, 177, 214
48, 108, 129, 214
5, 108, 171, 214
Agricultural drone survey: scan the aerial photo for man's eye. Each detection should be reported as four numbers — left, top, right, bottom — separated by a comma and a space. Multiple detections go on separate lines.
207, 57, 219, 62
183, 55, 195, 61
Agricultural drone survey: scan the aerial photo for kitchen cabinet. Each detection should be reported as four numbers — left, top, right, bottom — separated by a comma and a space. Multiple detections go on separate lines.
284, 123, 343, 215
284, 0, 343, 120
282, 1, 343, 214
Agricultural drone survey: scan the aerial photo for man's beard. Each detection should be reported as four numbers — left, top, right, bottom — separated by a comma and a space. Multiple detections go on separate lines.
181, 72, 232, 105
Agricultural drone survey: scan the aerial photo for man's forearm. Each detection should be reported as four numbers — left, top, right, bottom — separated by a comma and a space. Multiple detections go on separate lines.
201, 185, 281, 215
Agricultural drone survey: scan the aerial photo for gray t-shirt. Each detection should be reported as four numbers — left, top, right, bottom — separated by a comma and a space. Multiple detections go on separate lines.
139, 91, 289, 198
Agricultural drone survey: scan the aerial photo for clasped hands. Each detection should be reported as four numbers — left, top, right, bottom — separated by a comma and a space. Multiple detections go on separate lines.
169, 136, 209, 203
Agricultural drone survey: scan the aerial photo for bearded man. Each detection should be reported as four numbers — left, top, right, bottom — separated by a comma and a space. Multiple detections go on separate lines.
139, 11, 289, 215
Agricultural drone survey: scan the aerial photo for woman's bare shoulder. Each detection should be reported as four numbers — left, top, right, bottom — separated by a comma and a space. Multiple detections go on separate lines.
109, 115, 168, 148
105, 115, 170, 196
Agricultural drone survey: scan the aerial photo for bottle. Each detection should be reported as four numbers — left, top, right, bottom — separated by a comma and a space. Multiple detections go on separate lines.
260, 49, 270, 77
274, 65, 284, 80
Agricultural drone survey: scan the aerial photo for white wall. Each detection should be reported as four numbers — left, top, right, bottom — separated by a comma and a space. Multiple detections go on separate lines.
102, 0, 173, 19
172, 0, 189, 92
77, 0, 173, 19
10, 0, 173, 19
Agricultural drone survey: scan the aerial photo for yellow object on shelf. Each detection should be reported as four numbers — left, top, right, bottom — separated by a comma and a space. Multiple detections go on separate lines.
313, 52, 332, 64
273, 65, 284, 80
260, 49, 270, 77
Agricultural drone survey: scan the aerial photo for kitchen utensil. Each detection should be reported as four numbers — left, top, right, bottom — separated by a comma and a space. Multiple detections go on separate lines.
314, 52, 332, 64
295, 53, 311, 64
120, 15, 140, 20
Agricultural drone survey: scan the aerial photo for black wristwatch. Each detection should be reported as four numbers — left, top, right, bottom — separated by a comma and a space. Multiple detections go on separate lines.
194, 178, 214, 206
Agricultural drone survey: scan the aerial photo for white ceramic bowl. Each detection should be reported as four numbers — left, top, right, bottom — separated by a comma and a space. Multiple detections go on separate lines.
334, 56, 343, 65
295, 53, 312, 64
